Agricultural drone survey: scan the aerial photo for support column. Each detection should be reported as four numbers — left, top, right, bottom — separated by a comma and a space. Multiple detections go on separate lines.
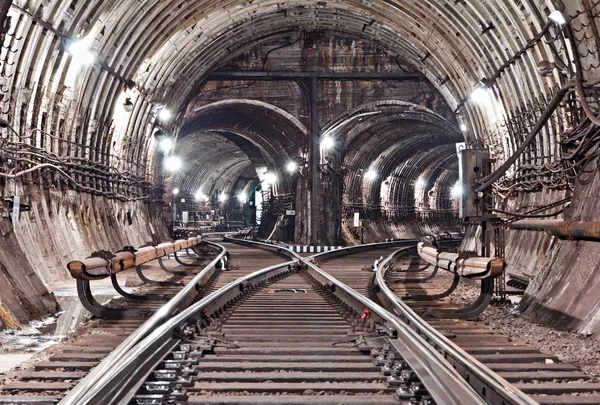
309, 75, 320, 245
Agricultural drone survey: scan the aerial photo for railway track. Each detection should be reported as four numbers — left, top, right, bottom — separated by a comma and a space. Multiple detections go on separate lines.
132, 271, 402, 404
4, 236, 591, 405
0, 241, 284, 405
42, 238, 487, 405
375, 247, 600, 405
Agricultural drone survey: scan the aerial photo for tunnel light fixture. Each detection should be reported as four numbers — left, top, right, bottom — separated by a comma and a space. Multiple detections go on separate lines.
172, 188, 180, 196
159, 137, 174, 153
195, 190, 209, 201
286, 161, 298, 173
164, 156, 182, 172
460, 123, 468, 132
67, 36, 96, 66
264, 171, 277, 185
549, 10, 566, 25
123, 97, 134, 112
451, 182, 463, 198
158, 108, 172, 121
321, 136, 335, 150
219, 193, 228, 202
470, 86, 489, 104
237, 193, 247, 203
415, 178, 426, 188
365, 169, 378, 180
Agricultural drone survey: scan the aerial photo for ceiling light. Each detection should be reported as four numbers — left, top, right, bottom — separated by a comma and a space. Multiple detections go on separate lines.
321, 137, 335, 150
164, 156, 182, 172
172, 188, 179, 196
264, 171, 277, 185
219, 193, 228, 202
460, 123, 467, 132
195, 190, 208, 201
549, 10, 566, 25
237, 193, 247, 203
159, 137, 174, 152
365, 169, 378, 180
451, 182, 463, 198
470, 86, 489, 104
67, 36, 96, 66
158, 108, 172, 121
415, 178, 426, 188
123, 98, 134, 112
286, 161, 298, 173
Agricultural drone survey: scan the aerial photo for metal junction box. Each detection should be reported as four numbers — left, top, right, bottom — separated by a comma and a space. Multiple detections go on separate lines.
458, 149, 494, 221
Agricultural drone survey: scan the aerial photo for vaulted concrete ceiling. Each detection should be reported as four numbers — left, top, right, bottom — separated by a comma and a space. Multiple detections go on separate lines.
0, 0, 575, 175
2, 0, 597, 236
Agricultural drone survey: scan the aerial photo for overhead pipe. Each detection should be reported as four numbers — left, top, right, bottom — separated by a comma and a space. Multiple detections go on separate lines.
508, 220, 600, 240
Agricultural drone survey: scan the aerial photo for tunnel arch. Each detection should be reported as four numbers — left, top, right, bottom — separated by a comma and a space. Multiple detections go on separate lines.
4, 1, 600, 337
166, 99, 309, 198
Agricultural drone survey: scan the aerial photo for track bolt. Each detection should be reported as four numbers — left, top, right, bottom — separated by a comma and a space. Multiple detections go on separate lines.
396, 385, 417, 400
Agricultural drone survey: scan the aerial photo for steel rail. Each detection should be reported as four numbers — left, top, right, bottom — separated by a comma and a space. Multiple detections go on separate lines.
302, 260, 486, 405
59, 241, 228, 405
68, 259, 299, 405
374, 248, 539, 405
225, 237, 484, 404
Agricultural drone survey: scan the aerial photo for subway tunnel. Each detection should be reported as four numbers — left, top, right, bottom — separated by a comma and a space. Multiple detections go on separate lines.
1, 0, 600, 403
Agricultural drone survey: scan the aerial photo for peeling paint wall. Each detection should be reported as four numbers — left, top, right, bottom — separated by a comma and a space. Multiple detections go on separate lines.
0, 220, 57, 330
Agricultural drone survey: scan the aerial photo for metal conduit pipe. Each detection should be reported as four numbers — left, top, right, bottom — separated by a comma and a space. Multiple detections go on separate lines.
417, 243, 505, 279
508, 220, 600, 240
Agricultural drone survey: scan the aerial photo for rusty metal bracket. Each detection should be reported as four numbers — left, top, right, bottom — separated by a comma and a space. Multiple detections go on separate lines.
408, 274, 460, 301
173, 251, 200, 268
109, 268, 166, 301
134, 265, 181, 286
391, 265, 439, 283
76, 279, 145, 319
158, 256, 191, 276
396, 262, 431, 273
426, 278, 494, 319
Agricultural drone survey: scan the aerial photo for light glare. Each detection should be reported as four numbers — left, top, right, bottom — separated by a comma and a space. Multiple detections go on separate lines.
264, 172, 277, 185
451, 182, 463, 198
219, 193, 228, 202
460, 123, 467, 132
172, 188, 179, 196
365, 169, 378, 180
67, 36, 95, 66
159, 138, 174, 152
195, 191, 209, 201
158, 108, 172, 121
415, 178, 426, 188
549, 10, 566, 25
237, 193, 247, 203
321, 137, 335, 150
164, 156, 182, 172
286, 161, 298, 173
470, 86, 489, 104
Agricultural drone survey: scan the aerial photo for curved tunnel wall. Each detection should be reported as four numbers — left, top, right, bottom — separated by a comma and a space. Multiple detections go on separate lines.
1, 1, 600, 335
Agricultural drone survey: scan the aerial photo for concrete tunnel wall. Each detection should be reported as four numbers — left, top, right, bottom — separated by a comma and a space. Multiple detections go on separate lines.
0, 0, 600, 337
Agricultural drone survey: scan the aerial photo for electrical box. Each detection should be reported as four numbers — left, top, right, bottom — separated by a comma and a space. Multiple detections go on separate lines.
459, 149, 494, 221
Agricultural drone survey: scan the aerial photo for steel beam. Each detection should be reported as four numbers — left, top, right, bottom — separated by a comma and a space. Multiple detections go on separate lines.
310, 76, 320, 245
206, 71, 424, 81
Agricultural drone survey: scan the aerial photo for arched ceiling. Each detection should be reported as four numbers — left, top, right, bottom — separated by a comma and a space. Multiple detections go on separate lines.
1, 0, 594, 214
0, 1, 570, 166
336, 103, 462, 212
173, 99, 307, 195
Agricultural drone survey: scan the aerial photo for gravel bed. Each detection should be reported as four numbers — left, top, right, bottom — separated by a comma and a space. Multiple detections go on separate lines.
443, 272, 600, 378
